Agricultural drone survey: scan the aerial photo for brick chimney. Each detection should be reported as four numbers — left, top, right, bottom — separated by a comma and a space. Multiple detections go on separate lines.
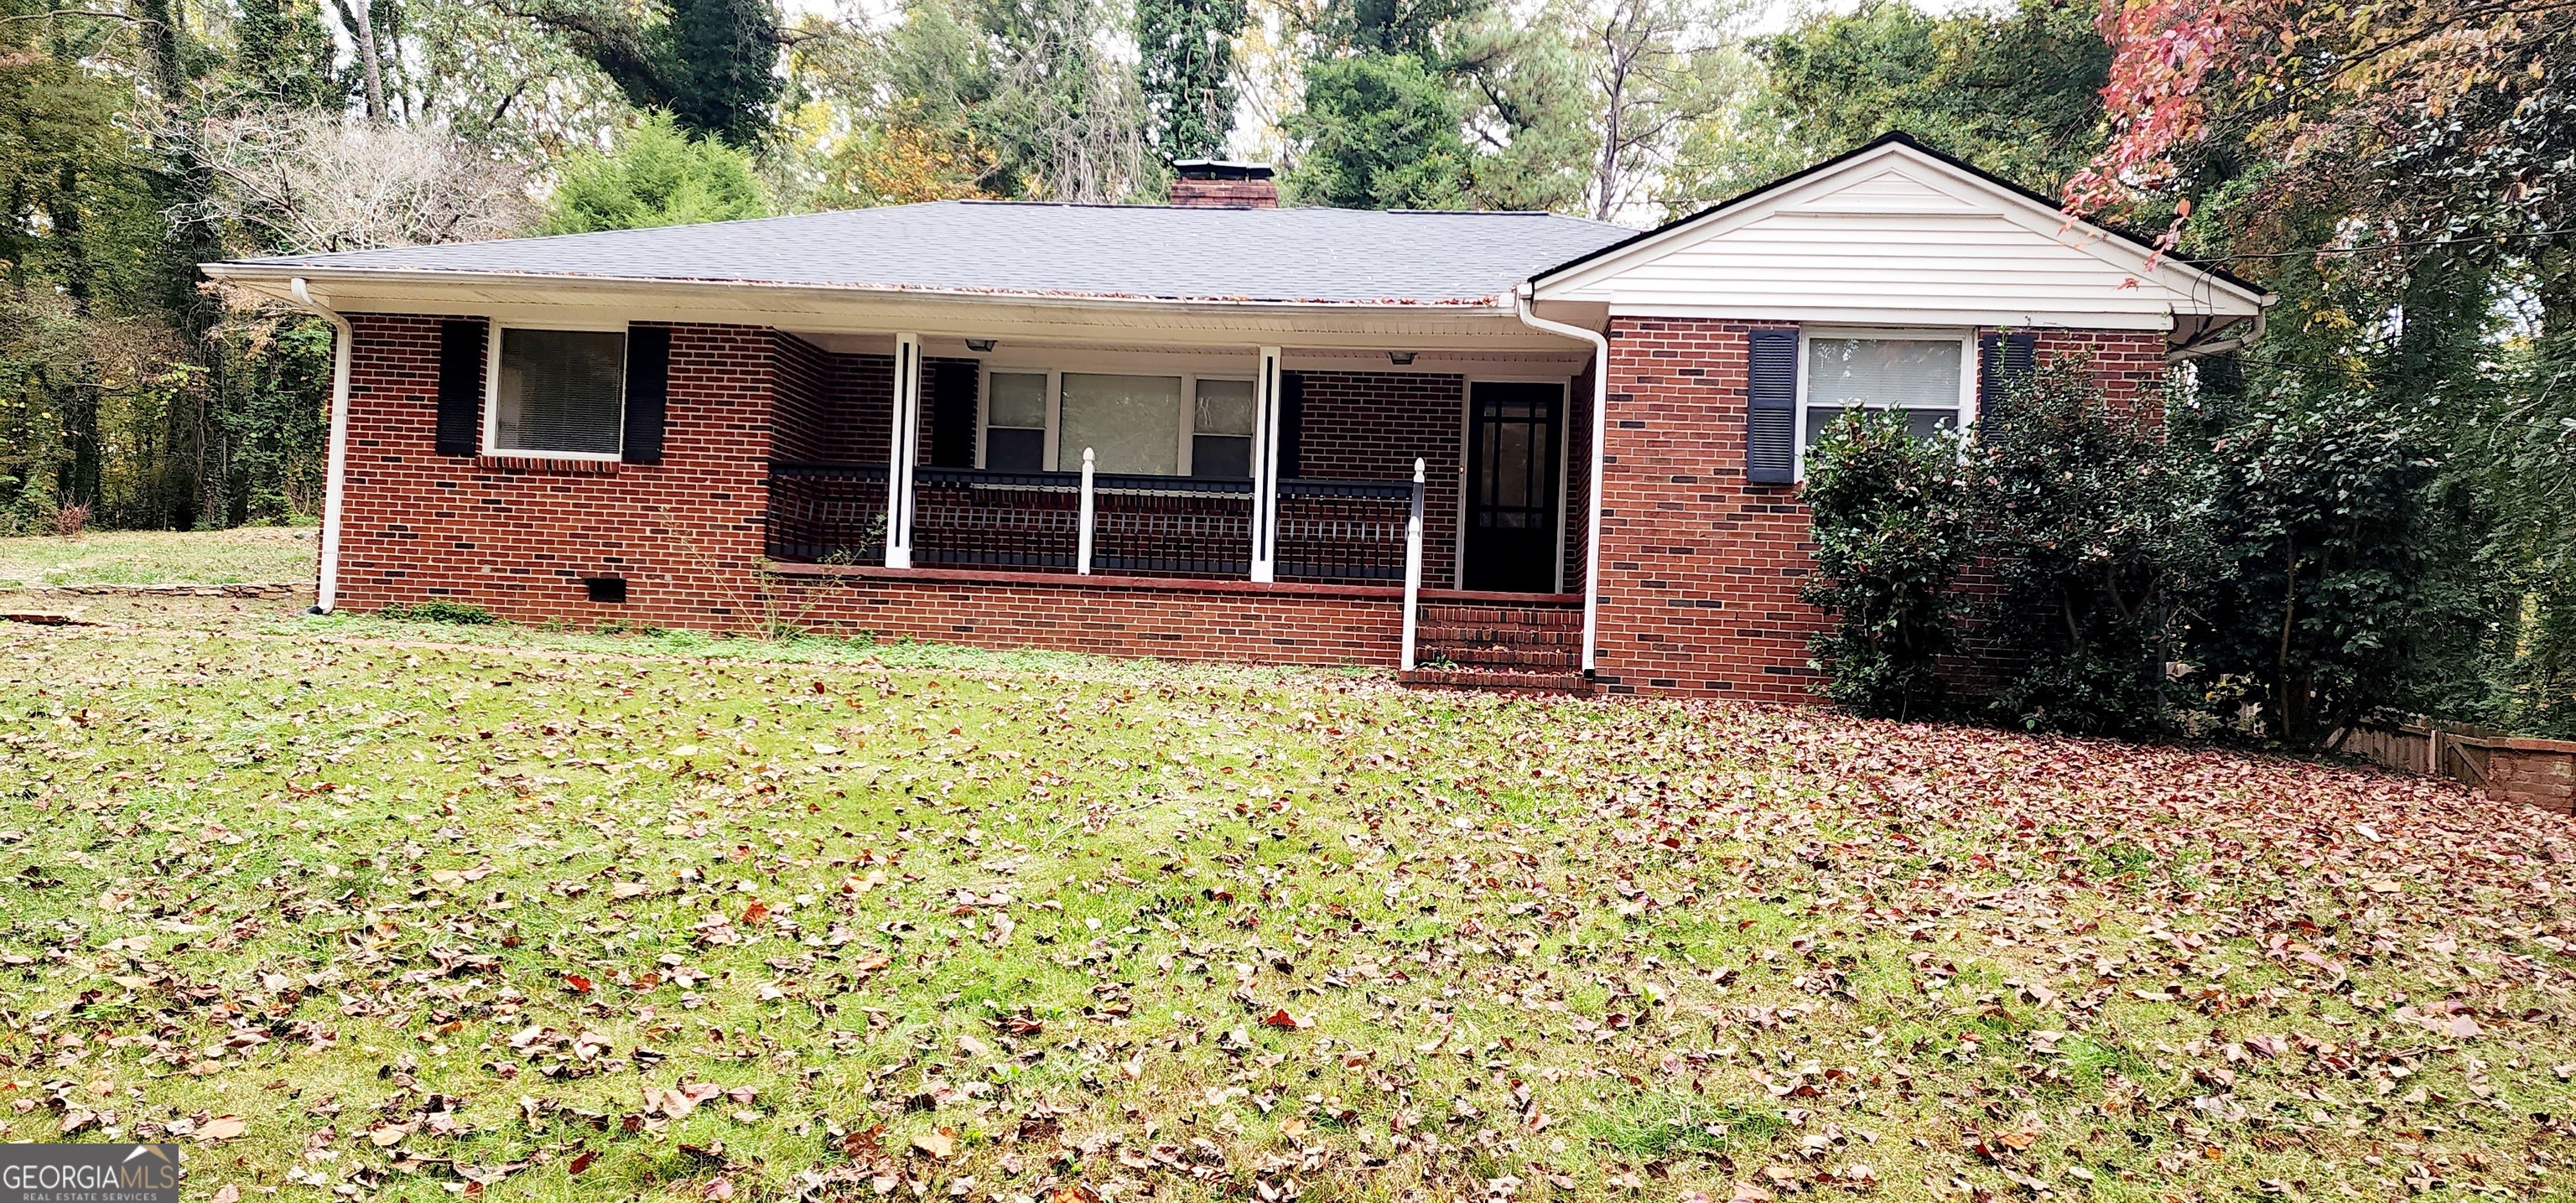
1168, 160, 1279, 209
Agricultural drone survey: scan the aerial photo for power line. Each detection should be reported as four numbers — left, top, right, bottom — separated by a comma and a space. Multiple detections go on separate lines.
2210, 228, 2576, 261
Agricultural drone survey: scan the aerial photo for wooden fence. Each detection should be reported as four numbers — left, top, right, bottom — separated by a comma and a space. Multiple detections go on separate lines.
2339, 717, 2576, 814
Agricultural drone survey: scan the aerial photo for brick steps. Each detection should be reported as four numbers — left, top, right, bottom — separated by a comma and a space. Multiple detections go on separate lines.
1406, 599, 1587, 692
1399, 666, 1592, 695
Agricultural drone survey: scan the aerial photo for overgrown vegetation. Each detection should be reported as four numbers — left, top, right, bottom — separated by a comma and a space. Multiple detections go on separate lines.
1968, 359, 2195, 738
1803, 355, 2506, 748
376, 599, 498, 624
3, 609, 2571, 1200
1797, 407, 1967, 721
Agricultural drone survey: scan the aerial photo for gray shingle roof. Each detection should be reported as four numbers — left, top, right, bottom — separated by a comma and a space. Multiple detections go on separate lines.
225, 200, 1634, 306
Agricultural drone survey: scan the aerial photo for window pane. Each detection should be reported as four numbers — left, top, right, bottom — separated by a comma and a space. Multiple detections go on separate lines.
988, 372, 1046, 429
985, 427, 1044, 472
1805, 337, 1962, 411
1059, 373, 1180, 474
495, 329, 624, 455
1907, 408, 1960, 440
1805, 406, 1847, 445
1194, 379, 1256, 436
1192, 434, 1250, 478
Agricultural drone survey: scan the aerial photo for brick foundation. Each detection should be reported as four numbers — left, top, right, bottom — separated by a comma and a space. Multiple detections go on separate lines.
768, 564, 1405, 665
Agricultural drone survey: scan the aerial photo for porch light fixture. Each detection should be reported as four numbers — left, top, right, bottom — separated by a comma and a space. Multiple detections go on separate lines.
1389, 351, 1417, 365
965, 339, 997, 353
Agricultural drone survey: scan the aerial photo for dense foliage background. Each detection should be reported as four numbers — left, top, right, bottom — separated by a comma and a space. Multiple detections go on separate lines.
0, 0, 2567, 735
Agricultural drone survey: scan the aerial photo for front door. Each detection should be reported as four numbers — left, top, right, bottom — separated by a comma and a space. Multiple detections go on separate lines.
1463, 382, 1564, 593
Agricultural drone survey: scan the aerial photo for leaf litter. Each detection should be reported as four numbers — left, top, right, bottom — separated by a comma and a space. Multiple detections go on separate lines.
0, 616, 2571, 1200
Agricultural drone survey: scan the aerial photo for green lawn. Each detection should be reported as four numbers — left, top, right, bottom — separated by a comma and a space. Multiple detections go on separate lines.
2, 611, 2571, 1202
0, 526, 318, 588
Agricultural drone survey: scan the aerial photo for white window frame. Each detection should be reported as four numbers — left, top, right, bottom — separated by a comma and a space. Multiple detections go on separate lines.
482, 319, 631, 462
1185, 376, 1259, 479
976, 366, 1057, 472
974, 361, 1256, 477
1793, 325, 1978, 480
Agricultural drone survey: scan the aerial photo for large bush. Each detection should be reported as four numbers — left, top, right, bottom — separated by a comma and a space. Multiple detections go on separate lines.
2184, 382, 2487, 747
1968, 358, 2199, 735
1800, 407, 1971, 719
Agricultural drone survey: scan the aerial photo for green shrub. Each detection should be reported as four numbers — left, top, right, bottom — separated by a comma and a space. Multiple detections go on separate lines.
1800, 407, 1971, 719
1968, 357, 2199, 735
378, 600, 498, 625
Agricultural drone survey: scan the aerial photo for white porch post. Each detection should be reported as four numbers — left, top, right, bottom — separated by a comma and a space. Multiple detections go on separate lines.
885, 333, 922, 568
1077, 448, 1096, 574
1249, 346, 1283, 583
1400, 458, 1425, 671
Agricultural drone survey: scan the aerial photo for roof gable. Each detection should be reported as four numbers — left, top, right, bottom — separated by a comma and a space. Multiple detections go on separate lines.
1531, 134, 2268, 332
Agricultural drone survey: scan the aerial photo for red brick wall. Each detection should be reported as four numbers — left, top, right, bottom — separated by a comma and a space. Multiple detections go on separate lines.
1590, 319, 2168, 701
2033, 329, 2168, 417
771, 333, 834, 464
1167, 178, 1280, 208
1295, 371, 1464, 585
771, 567, 1402, 665
334, 314, 776, 629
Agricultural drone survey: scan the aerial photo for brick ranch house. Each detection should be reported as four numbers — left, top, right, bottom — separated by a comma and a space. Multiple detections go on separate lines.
205, 135, 2269, 699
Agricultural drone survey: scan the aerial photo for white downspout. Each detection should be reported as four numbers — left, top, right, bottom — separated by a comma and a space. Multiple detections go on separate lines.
1514, 288, 1608, 675
289, 277, 354, 614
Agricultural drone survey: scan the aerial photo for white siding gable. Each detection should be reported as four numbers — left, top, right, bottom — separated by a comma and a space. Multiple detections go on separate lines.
1533, 140, 2268, 334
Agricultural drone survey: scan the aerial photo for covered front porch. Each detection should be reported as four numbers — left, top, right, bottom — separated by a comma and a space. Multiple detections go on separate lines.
758, 334, 1592, 604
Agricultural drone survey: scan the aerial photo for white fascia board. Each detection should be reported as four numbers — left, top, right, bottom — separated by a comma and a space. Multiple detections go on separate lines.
204, 266, 1586, 352
1600, 303, 2180, 332
1532, 141, 2272, 316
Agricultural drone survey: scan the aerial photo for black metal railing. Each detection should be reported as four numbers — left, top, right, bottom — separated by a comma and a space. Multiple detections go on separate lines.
765, 463, 1417, 584
1092, 474, 1255, 577
912, 465, 1083, 569
766, 461, 889, 563
1277, 478, 1415, 583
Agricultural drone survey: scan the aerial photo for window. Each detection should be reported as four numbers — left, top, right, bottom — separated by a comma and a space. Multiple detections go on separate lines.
491, 328, 626, 457
1799, 333, 1970, 458
1058, 373, 1181, 474
977, 366, 1265, 476
1191, 379, 1255, 478
984, 372, 1047, 471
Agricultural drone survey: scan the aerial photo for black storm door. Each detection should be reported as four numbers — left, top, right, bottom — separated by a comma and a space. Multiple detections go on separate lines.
1463, 381, 1564, 593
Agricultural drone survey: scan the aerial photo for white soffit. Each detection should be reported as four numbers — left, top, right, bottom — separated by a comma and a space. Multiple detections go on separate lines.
1531, 139, 2270, 329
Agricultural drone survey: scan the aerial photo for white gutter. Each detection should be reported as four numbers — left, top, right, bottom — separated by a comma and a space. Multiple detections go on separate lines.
1513, 288, 1608, 675
288, 277, 354, 614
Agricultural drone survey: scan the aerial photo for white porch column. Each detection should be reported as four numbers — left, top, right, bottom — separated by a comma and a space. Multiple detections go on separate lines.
885, 333, 922, 568
1249, 346, 1283, 583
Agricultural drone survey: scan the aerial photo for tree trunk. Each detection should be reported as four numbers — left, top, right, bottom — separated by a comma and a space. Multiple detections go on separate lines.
348, 0, 387, 121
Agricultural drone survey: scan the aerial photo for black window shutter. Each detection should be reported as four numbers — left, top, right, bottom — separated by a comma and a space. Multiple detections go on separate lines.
434, 319, 488, 457
621, 325, 670, 464
1276, 371, 1304, 479
927, 360, 979, 468
1976, 331, 2036, 414
1745, 328, 1797, 485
